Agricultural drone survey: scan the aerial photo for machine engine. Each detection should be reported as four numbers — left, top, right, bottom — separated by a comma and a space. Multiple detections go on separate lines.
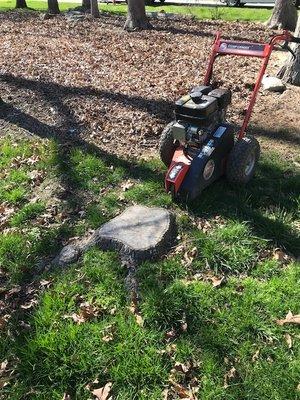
172, 85, 232, 148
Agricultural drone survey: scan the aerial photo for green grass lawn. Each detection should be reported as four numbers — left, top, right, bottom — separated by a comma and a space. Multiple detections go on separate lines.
0, 134, 299, 400
0, 0, 273, 21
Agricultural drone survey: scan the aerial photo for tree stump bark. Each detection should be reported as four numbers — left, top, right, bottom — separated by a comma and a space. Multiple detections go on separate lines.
278, 17, 300, 86
124, 0, 152, 31
267, 0, 298, 31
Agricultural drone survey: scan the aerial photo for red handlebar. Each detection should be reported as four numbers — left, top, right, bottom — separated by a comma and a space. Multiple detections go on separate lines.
270, 30, 300, 45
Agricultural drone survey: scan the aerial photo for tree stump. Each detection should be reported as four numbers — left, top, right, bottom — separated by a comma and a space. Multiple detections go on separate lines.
52, 205, 176, 267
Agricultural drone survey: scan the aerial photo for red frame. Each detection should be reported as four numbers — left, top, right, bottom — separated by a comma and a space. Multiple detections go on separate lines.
204, 30, 293, 139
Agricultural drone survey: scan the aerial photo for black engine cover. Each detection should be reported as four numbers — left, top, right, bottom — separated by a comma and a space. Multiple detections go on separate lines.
179, 124, 234, 201
208, 88, 232, 109
175, 94, 218, 121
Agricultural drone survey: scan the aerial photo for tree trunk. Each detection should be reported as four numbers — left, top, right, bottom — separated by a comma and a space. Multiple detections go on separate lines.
124, 0, 151, 31
278, 17, 300, 85
82, 0, 91, 10
90, 0, 100, 17
48, 0, 60, 14
267, 0, 298, 31
15, 0, 27, 8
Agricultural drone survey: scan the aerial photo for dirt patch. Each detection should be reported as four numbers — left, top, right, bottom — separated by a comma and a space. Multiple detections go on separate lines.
0, 11, 299, 160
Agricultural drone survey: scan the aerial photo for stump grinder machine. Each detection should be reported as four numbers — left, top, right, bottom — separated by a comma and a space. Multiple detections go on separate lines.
160, 31, 300, 201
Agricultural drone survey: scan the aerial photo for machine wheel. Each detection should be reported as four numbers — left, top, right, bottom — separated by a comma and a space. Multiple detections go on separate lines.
226, 136, 260, 184
159, 121, 178, 167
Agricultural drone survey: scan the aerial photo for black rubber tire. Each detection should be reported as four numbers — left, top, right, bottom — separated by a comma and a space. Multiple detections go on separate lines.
226, 136, 260, 185
159, 121, 178, 167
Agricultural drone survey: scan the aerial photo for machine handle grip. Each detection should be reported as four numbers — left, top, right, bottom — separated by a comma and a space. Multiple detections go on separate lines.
291, 36, 300, 44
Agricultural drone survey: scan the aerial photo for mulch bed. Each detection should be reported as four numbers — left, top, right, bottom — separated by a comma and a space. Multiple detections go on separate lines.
0, 11, 299, 158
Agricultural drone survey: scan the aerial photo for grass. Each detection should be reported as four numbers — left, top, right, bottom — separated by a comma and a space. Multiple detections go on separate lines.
0, 135, 299, 400
0, 0, 273, 21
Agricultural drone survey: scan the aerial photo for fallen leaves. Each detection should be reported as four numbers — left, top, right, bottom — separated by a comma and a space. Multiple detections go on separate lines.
0, 360, 10, 389
223, 366, 237, 389
28, 169, 45, 186
102, 324, 115, 343
0, 358, 16, 390
273, 248, 292, 263
251, 349, 260, 363
20, 298, 38, 310
196, 215, 225, 233
63, 302, 103, 324
128, 302, 144, 327
0, 203, 15, 229
210, 275, 226, 288
165, 328, 177, 342
0, 315, 10, 331
182, 247, 198, 267
284, 333, 293, 349
276, 311, 300, 326
166, 359, 200, 400
92, 382, 112, 400
167, 379, 198, 399
121, 179, 134, 192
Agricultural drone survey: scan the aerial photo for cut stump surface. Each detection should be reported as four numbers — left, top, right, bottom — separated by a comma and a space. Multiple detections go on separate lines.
53, 205, 176, 267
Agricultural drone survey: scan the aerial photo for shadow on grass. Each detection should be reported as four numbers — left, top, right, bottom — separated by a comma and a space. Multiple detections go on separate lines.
249, 124, 300, 147
185, 163, 300, 255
